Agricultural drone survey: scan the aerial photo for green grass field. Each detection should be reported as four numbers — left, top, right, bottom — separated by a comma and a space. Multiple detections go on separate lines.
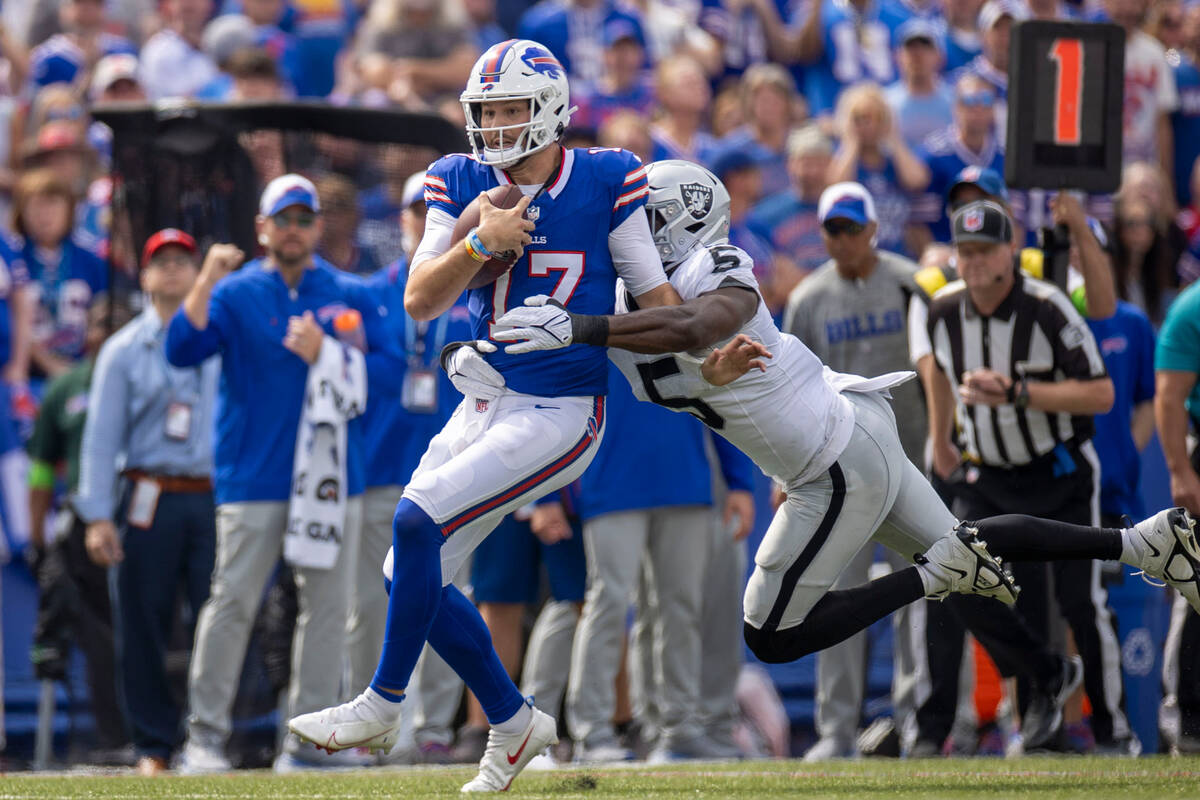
3, 756, 1200, 799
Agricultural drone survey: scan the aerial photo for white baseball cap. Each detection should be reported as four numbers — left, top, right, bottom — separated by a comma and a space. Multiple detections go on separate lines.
818, 182, 878, 225
260, 174, 321, 217
91, 53, 140, 99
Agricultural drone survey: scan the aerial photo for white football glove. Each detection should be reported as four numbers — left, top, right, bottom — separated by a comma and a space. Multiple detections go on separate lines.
440, 340, 504, 399
492, 295, 573, 354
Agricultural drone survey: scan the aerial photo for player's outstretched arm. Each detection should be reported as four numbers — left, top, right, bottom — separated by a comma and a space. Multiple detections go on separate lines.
493, 287, 761, 355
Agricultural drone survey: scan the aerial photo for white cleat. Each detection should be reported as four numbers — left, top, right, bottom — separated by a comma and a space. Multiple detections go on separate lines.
1130, 508, 1200, 613
917, 524, 1019, 605
461, 707, 559, 793
287, 690, 401, 755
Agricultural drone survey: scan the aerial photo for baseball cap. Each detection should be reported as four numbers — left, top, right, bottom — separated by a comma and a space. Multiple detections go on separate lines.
202, 14, 257, 65
402, 171, 426, 208
91, 54, 140, 99
818, 182, 878, 225
142, 228, 197, 268
896, 18, 944, 53
948, 166, 1010, 205
22, 121, 89, 162
978, 0, 1030, 32
260, 174, 321, 217
709, 146, 761, 179
602, 18, 646, 48
951, 200, 1014, 245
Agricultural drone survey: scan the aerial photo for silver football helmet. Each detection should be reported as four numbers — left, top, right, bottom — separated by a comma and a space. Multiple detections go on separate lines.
644, 160, 731, 269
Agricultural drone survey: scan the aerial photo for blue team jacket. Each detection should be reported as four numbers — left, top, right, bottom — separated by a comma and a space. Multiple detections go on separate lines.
165, 257, 404, 504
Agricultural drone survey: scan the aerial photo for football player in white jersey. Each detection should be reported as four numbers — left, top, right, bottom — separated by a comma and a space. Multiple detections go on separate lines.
491, 160, 1200, 667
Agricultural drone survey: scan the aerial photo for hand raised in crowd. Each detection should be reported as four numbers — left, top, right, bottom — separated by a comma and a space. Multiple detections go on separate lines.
530, 502, 571, 545
476, 193, 535, 258
1050, 192, 1088, 233
959, 367, 1011, 408
85, 520, 124, 567
283, 310, 324, 365
200, 243, 245, 286
724, 490, 756, 541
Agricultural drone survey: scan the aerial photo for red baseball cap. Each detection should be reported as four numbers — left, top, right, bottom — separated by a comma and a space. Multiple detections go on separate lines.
142, 228, 197, 268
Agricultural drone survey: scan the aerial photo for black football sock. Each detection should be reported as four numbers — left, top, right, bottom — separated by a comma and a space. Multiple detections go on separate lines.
744, 568, 925, 663
971, 515, 1123, 562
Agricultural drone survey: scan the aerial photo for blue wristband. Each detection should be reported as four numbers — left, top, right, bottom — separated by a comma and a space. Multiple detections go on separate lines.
467, 228, 493, 259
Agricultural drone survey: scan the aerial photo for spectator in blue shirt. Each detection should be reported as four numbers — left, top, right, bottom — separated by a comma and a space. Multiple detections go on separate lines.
1072, 288, 1157, 524
942, 0, 983, 72
76, 229, 221, 775
719, 63, 798, 198
754, 0, 897, 118
518, 0, 647, 85
11, 167, 108, 384
828, 82, 930, 256
747, 124, 834, 279
1171, 4, 1200, 208
572, 18, 656, 130
911, 73, 1006, 245
166, 175, 405, 773
885, 18, 955, 152
27, 0, 136, 96
239, 0, 305, 91
711, 146, 787, 318
951, 0, 1025, 144
289, 0, 360, 98
464, 0, 511, 52
649, 54, 719, 164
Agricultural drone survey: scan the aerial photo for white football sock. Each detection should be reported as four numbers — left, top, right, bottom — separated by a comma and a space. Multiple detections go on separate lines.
493, 703, 533, 734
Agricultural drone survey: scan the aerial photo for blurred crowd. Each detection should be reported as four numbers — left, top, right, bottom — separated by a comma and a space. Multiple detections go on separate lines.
0, 0, 1199, 775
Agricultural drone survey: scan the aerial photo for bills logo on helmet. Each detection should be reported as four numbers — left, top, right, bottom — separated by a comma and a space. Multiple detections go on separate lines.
521, 46, 563, 79
963, 208, 984, 232
681, 183, 713, 220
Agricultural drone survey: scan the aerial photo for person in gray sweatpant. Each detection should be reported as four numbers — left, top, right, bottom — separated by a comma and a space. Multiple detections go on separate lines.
567, 368, 755, 762
782, 211, 927, 760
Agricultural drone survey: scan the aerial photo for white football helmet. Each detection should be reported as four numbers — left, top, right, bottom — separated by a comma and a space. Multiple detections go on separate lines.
461, 39, 574, 168
644, 160, 731, 269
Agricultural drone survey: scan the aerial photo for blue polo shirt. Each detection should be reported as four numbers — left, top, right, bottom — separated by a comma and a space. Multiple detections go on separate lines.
164, 256, 404, 504
578, 363, 755, 521
362, 260, 473, 488
1087, 302, 1156, 519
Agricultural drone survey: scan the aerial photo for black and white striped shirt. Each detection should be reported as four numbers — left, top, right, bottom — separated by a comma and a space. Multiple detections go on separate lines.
927, 272, 1108, 468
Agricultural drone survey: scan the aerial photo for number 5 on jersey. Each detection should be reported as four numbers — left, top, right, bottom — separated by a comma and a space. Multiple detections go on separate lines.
488, 251, 585, 337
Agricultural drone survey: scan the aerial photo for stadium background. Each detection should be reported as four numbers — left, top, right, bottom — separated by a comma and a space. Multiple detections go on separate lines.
0, 0, 1193, 769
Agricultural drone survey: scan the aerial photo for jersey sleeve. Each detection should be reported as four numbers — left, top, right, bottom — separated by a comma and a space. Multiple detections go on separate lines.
607, 149, 650, 231
423, 156, 469, 218
1044, 288, 1108, 381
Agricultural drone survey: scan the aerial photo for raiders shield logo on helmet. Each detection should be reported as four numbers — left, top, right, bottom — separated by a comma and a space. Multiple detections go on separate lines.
681, 182, 713, 220
963, 208, 984, 232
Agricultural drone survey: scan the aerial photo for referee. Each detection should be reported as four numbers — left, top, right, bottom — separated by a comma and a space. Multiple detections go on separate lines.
927, 200, 1133, 752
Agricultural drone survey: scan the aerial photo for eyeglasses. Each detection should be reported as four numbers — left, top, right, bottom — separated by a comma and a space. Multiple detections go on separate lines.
271, 211, 317, 229
958, 91, 996, 108
823, 219, 866, 237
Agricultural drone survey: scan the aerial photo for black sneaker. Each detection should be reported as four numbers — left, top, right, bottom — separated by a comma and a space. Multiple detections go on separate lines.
1022, 655, 1083, 750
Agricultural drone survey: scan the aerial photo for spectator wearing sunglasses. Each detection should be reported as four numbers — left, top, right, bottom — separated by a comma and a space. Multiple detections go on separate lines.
911, 73, 1006, 248
164, 174, 405, 773
952, 0, 1027, 146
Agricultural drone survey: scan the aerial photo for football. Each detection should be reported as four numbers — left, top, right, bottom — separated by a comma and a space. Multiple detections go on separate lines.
453, 184, 526, 289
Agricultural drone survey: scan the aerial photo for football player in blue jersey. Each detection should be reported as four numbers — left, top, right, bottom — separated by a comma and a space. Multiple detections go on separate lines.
287, 38, 733, 792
